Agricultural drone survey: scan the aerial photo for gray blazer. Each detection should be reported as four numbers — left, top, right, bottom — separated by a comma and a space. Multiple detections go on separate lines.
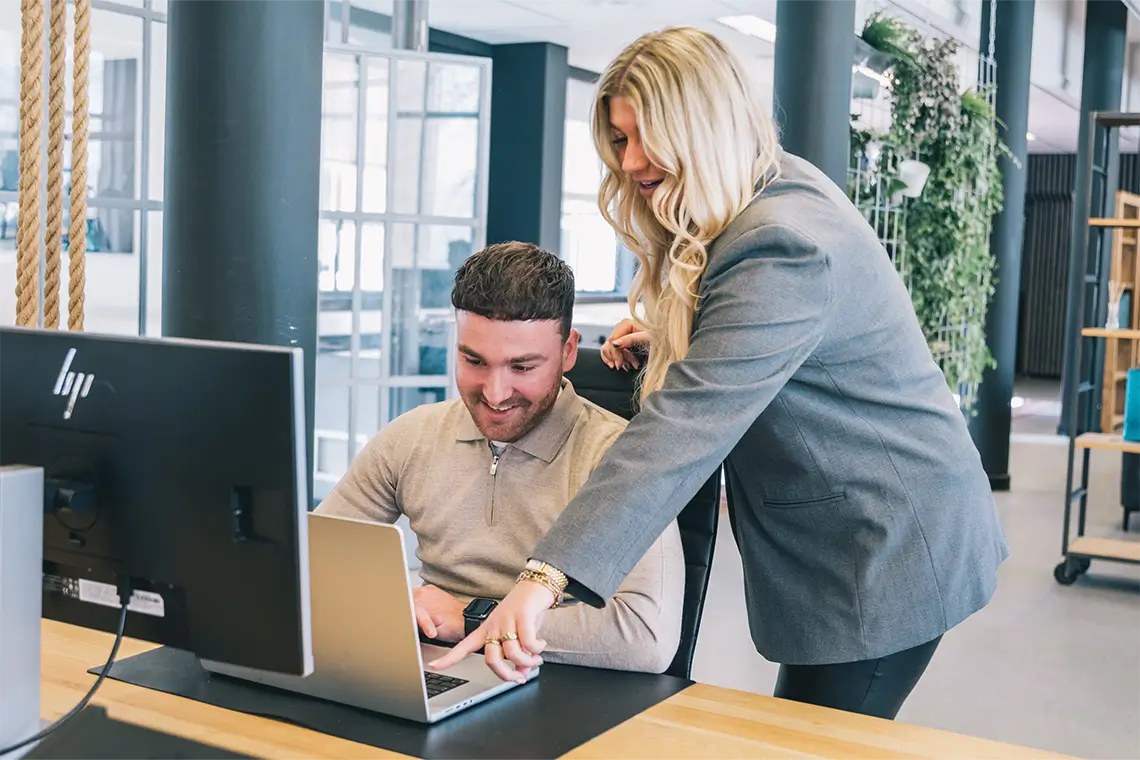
534, 150, 1008, 666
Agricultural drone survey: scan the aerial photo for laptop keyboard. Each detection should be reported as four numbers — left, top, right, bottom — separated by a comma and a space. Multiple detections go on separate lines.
424, 671, 468, 698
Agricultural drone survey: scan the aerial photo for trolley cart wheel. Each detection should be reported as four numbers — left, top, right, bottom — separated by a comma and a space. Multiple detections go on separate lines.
1054, 557, 1089, 585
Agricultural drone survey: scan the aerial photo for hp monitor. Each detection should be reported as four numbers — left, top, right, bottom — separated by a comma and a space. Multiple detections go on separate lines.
0, 327, 313, 676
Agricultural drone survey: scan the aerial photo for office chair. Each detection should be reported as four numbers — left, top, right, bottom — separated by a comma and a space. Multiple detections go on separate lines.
565, 346, 721, 679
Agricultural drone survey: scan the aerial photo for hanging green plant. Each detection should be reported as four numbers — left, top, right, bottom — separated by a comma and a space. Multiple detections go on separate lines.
859, 11, 918, 70
854, 17, 1010, 408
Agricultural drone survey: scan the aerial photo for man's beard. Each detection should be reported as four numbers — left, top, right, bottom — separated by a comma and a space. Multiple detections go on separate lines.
463, 377, 562, 443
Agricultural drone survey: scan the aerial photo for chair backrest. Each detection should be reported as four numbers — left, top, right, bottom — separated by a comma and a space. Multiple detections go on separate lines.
565, 347, 720, 679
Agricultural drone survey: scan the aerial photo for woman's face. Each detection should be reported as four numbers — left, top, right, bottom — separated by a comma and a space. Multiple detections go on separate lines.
608, 96, 667, 199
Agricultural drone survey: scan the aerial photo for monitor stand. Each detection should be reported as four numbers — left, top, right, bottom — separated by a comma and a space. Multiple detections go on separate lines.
0, 466, 44, 759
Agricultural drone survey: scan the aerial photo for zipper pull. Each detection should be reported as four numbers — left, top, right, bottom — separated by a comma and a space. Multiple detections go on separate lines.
490, 455, 500, 476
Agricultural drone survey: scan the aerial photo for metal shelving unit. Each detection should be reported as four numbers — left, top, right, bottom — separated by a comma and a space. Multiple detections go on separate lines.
1056, 111, 1140, 585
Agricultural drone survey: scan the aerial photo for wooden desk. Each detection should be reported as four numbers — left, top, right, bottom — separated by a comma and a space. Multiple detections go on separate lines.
42, 621, 1069, 760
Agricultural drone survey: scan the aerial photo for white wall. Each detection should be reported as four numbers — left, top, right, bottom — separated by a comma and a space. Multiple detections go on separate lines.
1031, 0, 1084, 95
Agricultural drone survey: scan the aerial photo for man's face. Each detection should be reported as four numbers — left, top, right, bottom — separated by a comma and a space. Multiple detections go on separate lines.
455, 311, 578, 443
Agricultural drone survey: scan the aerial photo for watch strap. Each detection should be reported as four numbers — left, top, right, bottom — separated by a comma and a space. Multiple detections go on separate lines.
463, 598, 496, 637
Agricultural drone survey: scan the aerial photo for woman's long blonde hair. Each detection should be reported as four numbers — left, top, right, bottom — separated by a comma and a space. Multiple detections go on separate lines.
593, 27, 781, 404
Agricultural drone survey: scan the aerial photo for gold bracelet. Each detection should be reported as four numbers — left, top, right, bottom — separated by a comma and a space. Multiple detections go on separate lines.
517, 569, 563, 608
524, 559, 569, 594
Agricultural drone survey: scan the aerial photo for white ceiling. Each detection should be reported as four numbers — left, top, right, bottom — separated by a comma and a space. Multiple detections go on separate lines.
361, 0, 1140, 155
362, 0, 778, 102
439, 0, 779, 71
6, 0, 1135, 155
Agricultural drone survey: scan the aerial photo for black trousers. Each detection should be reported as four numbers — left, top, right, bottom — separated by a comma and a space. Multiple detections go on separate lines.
773, 636, 942, 720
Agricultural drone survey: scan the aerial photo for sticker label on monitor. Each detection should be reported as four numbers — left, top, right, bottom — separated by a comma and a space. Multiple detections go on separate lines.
76, 579, 166, 618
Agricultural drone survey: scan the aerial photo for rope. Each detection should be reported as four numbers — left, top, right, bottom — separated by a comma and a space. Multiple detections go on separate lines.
43, 0, 66, 329
69, 0, 90, 331
15, 0, 44, 328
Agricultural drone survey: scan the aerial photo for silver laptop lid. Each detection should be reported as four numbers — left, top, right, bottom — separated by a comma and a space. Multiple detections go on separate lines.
304, 513, 430, 711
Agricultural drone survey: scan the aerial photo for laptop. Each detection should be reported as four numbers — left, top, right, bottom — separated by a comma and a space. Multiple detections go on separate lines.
201, 513, 537, 723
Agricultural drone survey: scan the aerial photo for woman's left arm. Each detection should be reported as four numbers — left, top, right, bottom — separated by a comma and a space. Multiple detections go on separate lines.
539, 222, 835, 604
431, 222, 834, 678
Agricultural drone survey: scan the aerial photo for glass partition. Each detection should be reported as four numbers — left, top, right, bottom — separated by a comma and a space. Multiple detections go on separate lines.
314, 42, 490, 500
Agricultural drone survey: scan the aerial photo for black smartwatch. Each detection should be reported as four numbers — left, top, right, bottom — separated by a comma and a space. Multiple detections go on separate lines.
463, 598, 497, 637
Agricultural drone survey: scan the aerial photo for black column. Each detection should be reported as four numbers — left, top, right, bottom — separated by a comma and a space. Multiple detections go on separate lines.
773, 0, 856, 188
486, 43, 567, 253
968, 0, 1035, 491
162, 0, 324, 505
1059, 0, 1128, 435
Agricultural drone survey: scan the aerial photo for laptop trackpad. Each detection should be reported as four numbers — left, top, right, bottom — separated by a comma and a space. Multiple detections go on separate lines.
420, 643, 537, 692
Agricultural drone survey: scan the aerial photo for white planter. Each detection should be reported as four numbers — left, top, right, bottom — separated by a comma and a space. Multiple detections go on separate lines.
854, 37, 894, 74
864, 140, 883, 167
898, 159, 931, 198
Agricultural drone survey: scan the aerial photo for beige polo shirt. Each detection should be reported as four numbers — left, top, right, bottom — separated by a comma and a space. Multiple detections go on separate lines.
315, 379, 684, 673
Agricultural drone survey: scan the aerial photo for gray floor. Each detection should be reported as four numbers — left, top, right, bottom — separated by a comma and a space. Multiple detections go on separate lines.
690, 380, 1140, 759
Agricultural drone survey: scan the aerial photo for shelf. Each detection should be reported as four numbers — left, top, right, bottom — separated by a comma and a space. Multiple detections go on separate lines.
1068, 536, 1140, 563
1089, 217, 1140, 228
1094, 113, 1140, 129
1081, 327, 1140, 339
1074, 432, 1140, 453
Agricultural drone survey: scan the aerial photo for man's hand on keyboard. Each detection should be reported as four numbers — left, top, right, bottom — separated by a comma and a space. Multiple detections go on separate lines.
412, 584, 466, 643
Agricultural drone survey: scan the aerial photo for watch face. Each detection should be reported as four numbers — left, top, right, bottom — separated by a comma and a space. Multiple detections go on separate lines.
465, 597, 497, 619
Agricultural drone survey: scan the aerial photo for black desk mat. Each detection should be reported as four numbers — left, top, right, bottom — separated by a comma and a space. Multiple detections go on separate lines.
91, 647, 691, 759
25, 704, 254, 759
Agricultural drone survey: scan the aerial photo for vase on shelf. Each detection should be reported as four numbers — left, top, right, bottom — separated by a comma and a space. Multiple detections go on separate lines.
1107, 298, 1122, 330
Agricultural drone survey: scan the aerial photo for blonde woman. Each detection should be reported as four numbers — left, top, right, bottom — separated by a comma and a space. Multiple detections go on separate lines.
433, 27, 1007, 719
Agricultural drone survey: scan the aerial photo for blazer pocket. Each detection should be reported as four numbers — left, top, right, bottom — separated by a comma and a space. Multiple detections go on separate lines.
762, 491, 847, 509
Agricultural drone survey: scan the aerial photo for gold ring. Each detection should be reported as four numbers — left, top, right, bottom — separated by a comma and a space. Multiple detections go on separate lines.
484, 637, 502, 646
500, 631, 518, 642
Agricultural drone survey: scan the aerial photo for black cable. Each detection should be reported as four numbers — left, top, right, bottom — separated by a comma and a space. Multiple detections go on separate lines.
0, 598, 129, 757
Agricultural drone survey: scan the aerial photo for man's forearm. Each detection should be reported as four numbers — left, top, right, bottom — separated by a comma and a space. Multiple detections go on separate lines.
535, 521, 684, 673
539, 595, 679, 673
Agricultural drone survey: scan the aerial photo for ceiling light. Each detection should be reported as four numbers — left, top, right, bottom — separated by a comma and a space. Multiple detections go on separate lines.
717, 15, 777, 44
1026, 132, 1036, 141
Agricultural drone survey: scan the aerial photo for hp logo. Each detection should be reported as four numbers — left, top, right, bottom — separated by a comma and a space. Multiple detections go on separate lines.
53, 348, 95, 420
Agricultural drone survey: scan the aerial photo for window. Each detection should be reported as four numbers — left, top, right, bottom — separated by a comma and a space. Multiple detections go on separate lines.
0, 1, 165, 335
313, 45, 490, 502
561, 75, 634, 297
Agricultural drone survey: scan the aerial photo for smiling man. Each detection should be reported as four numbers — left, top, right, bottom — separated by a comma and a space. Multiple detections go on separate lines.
315, 242, 684, 673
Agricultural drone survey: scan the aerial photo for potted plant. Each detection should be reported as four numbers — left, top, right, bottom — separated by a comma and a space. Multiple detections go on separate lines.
858, 12, 917, 72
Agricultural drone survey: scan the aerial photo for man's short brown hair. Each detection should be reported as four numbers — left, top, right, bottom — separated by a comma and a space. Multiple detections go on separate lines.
451, 242, 576, 340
